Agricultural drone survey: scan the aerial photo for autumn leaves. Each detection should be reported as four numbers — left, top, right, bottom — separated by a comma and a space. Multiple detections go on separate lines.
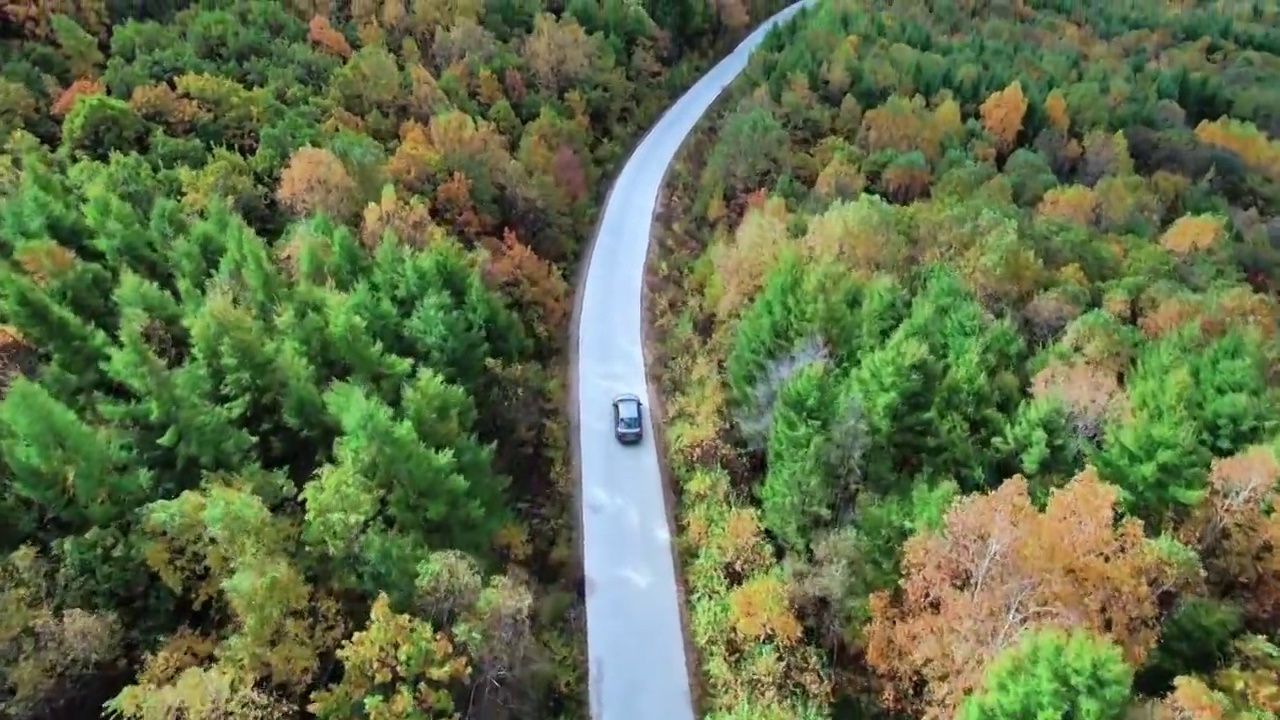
648, 1, 1280, 718
864, 470, 1189, 717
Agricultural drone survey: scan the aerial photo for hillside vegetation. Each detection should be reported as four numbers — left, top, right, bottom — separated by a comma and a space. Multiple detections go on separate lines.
0, 0, 787, 717
651, 0, 1280, 718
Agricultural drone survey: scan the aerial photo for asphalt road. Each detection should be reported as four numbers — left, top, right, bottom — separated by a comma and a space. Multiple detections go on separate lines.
574, 2, 816, 718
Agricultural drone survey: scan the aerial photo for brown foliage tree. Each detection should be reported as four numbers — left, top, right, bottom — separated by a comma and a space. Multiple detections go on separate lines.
0, 0, 106, 40
0, 547, 125, 719
550, 144, 589, 204
434, 170, 486, 240
431, 18, 500, 73
0, 325, 36, 398
276, 147, 360, 221
979, 81, 1028, 154
406, 0, 484, 40
129, 83, 206, 133
879, 152, 932, 203
1137, 294, 1203, 340
864, 470, 1193, 717
1177, 446, 1280, 629
523, 14, 596, 96
1080, 129, 1134, 186
715, 0, 749, 31
1022, 289, 1086, 344
1030, 361, 1123, 442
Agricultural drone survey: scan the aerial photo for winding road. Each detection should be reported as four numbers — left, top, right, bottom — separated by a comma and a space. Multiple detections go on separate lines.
573, 2, 815, 718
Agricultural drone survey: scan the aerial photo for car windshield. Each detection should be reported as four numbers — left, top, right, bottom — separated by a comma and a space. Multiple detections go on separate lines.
617, 400, 641, 429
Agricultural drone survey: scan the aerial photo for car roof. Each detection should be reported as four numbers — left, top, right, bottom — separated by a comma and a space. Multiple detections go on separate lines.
612, 393, 642, 404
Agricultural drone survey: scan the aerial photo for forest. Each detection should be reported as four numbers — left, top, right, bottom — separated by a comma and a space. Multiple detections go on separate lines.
0, 0, 784, 718
650, 0, 1280, 718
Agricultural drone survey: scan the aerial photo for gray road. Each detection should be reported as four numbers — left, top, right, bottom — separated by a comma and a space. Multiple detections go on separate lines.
574, 3, 815, 718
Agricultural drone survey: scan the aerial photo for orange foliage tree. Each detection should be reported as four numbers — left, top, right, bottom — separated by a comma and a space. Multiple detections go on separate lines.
307, 15, 352, 58
276, 147, 360, 221
483, 229, 570, 346
50, 78, 104, 117
865, 470, 1197, 718
979, 80, 1028, 154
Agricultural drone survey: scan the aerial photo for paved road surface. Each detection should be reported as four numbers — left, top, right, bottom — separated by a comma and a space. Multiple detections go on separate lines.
574, 2, 816, 718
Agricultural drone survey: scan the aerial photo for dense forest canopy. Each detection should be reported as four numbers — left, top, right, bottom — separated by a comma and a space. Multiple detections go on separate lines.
652, 0, 1280, 718
0, 0, 788, 717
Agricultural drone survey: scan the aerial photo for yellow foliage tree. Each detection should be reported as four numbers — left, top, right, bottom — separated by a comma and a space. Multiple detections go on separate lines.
1036, 184, 1098, 227
1159, 213, 1228, 255
728, 572, 802, 645
708, 197, 792, 323
858, 94, 944, 162
1195, 116, 1280, 181
802, 194, 908, 274
309, 593, 470, 720
1044, 88, 1070, 134
359, 183, 444, 247
812, 154, 866, 201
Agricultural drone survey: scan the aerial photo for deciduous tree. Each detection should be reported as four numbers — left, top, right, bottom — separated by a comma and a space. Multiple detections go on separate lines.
865, 470, 1197, 717
276, 146, 361, 221
979, 81, 1028, 154
309, 593, 470, 720
1177, 446, 1280, 630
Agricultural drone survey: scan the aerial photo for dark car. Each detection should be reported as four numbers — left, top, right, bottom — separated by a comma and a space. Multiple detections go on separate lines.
612, 393, 644, 445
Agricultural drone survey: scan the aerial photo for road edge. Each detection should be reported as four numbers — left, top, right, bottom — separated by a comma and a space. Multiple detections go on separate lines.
567, 50, 740, 720
565, 61, 712, 716
638, 185, 706, 716
568, 7, 808, 716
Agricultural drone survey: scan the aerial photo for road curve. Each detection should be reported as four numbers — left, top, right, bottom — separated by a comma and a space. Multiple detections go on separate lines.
574, 2, 816, 718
